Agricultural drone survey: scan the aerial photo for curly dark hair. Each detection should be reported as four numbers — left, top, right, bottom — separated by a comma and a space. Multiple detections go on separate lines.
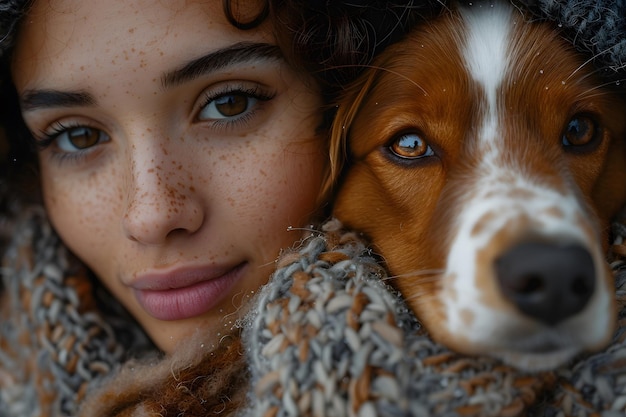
271, 0, 442, 93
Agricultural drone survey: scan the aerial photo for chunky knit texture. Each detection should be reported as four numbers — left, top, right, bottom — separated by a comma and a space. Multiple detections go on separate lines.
0, 207, 154, 416
241, 219, 626, 417
532, 0, 626, 74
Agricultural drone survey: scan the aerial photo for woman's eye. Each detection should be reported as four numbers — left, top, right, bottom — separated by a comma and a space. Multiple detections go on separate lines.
389, 133, 434, 159
198, 93, 258, 121
562, 115, 597, 148
55, 126, 110, 152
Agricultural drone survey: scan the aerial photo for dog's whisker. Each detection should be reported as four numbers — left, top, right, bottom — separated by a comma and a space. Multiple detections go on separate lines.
256, 260, 277, 269
403, 290, 441, 305
326, 63, 428, 96
575, 78, 626, 99
566, 44, 624, 82
382, 269, 444, 284
286, 225, 319, 233
385, 269, 445, 279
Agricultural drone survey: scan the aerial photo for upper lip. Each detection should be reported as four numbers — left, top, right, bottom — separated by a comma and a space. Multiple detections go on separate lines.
129, 263, 241, 291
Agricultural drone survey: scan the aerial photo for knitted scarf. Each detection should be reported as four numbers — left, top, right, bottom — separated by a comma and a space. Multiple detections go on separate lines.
1, 208, 625, 416
0, 206, 154, 417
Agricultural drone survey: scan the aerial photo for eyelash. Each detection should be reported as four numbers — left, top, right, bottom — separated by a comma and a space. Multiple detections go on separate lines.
196, 84, 275, 129
31, 121, 105, 164
34, 121, 78, 149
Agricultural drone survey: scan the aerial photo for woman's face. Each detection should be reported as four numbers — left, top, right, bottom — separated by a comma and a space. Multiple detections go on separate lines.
12, 0, 325, 352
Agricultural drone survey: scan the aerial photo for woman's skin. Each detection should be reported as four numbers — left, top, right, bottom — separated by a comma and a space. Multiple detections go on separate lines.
12, 0, 326, 353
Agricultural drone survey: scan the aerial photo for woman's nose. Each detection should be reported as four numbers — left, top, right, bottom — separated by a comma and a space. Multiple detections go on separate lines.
122, 144, 205, 245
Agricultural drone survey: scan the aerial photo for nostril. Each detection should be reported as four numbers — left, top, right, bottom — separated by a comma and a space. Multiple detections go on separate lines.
495, 241, 596, 326
571, 275, 592, 296
515, 274, 544, 295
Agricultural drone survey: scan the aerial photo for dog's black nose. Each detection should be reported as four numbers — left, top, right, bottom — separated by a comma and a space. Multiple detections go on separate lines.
495, 241, 595, 326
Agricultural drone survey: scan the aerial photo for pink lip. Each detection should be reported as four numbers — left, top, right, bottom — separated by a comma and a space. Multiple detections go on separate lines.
131, 262, 246, 321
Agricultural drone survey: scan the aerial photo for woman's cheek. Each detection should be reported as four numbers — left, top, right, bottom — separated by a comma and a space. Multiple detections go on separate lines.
41, 164, 123, 261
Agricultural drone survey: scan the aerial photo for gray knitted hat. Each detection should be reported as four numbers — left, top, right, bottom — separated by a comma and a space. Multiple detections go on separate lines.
529, 0, 626, 74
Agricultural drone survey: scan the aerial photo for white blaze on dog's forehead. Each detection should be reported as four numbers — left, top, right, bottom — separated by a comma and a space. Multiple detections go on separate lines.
459, 2, 512, 143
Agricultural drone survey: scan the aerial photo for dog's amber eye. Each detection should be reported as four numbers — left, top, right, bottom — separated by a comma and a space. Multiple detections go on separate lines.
389, 133, 434, 159
562, 115, 597, 148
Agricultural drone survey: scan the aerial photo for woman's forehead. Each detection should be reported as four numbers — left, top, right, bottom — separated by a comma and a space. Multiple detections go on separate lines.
12, 0, 275, 89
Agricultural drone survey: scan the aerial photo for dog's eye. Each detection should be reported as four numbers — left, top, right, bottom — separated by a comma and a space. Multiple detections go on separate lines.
562, 115, 597, 149
389, 133, 434, 159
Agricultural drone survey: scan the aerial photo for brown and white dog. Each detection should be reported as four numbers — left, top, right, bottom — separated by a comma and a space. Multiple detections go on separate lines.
329, 0, 626, 371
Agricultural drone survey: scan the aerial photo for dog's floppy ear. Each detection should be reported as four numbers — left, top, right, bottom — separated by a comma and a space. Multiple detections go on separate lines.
321, 70, 378, 198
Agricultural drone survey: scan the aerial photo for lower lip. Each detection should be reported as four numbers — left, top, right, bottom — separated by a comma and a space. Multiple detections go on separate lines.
133, 263, 246, 321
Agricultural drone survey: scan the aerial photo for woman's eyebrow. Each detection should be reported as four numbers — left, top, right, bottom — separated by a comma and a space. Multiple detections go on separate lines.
20, 90, 95, 112
19, 42, 282, 112
161, 42, 282, 89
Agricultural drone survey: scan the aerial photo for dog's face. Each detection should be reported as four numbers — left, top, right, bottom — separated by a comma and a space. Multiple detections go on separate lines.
331, 2, 626, 370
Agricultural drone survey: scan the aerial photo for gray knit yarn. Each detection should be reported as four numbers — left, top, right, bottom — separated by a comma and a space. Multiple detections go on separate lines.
0, 206, 154, 416
528, 0, 626, 74
241, 219, 626, 417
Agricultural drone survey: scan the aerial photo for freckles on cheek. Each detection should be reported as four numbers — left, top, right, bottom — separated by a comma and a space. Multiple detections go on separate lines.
44, 173, 123, 252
